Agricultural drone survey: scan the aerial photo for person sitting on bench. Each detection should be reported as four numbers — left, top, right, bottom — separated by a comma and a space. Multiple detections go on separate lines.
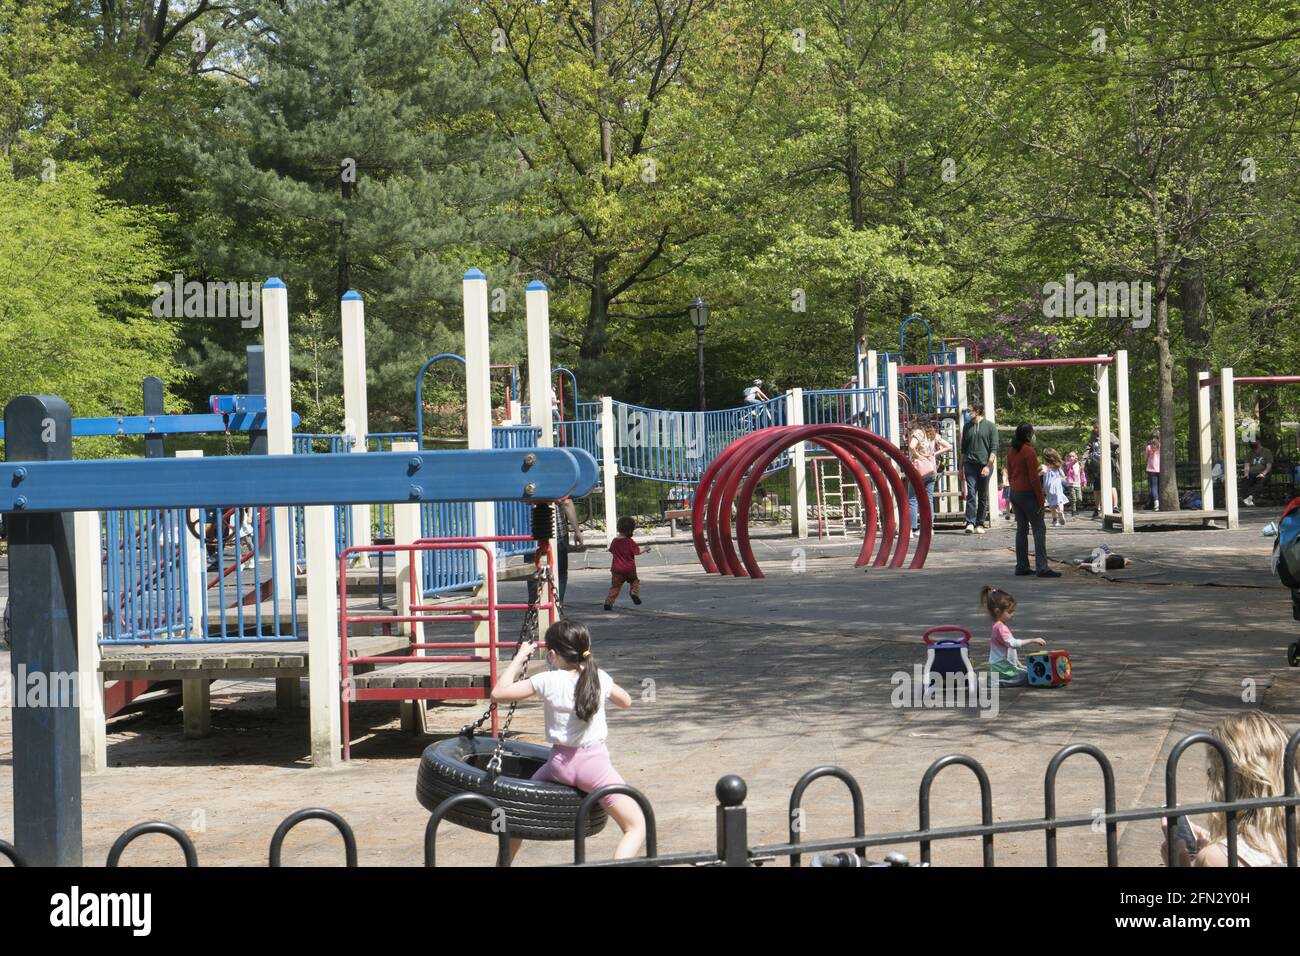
1241, 438, 1273, 507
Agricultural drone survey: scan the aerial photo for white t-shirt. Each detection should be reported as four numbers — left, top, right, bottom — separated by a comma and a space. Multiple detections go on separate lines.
743, 386, 763, 404
530, 667, 614, 747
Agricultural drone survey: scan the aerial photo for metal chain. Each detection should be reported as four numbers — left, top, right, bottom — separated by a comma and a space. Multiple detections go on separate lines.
460, 534, 565, 778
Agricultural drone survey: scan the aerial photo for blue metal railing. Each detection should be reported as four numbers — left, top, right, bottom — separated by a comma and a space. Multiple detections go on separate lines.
878, 349, 959, 418
610, 397, 789, 483
802, 387, 887, 433
100, 505, 299, 644
555, 401, 602, 467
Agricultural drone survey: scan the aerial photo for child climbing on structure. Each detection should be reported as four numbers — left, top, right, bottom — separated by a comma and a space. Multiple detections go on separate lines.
980, 586, 1046, 687
606, 516, 651, 611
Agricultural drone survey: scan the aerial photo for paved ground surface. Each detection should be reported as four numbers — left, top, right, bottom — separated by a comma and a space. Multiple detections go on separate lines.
2, 510, 1299, 867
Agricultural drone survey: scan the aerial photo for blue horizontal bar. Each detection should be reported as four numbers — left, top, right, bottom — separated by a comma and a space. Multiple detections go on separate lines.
208, 394, 268, 414
0, 411, 300, 440
0, 448, 597, 512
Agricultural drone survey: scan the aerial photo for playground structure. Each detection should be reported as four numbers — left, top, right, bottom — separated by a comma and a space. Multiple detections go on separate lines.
1198, 371, 1300, 530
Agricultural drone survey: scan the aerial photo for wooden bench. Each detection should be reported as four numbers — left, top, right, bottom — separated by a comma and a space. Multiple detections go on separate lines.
100, 634, 410, 738
664, 508, 692, 536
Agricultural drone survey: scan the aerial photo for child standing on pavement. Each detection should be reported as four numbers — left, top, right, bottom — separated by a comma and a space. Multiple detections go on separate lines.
606, 516, 650, 610
1042, 448, 1069, 527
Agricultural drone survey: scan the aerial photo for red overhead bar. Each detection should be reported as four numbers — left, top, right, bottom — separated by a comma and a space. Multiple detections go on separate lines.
896, 356, 1114, 375
1199, 375, 1300, 387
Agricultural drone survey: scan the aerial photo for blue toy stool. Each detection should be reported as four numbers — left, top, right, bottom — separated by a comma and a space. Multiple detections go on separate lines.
922, 626, 977, 696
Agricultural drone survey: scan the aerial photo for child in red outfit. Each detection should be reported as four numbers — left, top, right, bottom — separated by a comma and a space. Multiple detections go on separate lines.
606, 516, 650, 610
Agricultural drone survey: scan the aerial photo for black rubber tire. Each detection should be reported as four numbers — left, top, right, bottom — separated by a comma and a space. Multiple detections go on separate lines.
416, 735, 608, 841
1288, 642, 1299, 668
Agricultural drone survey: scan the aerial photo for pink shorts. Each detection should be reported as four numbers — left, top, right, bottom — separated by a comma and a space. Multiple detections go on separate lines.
532, 742, 626, 809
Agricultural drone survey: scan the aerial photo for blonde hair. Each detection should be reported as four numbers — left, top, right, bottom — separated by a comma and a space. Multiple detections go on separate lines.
1205, 712, 1299, 858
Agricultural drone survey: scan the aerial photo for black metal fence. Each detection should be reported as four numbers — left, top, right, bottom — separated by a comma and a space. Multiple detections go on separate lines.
2, 731, 1296, 868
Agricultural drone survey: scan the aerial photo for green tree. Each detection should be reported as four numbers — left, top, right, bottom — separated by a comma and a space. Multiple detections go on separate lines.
0, 163, 186, 444
183, 0, 535, 422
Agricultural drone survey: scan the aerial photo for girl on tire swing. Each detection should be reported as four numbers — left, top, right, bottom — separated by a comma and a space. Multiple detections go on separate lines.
491, 619, 647, 860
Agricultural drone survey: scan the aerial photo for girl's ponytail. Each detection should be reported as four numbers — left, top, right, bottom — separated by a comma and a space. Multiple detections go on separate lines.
573, 640, 601, 723
979, 586, 1016, 620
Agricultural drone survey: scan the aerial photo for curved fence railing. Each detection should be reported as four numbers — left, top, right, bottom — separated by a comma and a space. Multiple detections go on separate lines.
610, 397, 791, 483
555, 401, 601, 463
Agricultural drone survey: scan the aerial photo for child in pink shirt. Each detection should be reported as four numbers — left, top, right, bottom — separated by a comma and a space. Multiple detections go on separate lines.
980, 586, 1046, 686
1145, 435, 1161, 511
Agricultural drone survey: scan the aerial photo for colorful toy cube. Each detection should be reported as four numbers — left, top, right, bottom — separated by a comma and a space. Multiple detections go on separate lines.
1026, 649, 1072, 687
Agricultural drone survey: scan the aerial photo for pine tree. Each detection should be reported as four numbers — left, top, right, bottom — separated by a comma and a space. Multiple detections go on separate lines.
182, 0, 537, 423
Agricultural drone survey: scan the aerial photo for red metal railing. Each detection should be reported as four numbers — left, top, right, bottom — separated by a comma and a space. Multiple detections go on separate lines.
338, 535, 557, 760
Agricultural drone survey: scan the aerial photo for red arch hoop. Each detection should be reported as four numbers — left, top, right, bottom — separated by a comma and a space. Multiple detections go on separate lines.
690, 424, 932, 578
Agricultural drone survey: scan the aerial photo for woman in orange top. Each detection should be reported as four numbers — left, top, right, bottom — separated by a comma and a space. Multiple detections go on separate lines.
1006, 424, 1061, 578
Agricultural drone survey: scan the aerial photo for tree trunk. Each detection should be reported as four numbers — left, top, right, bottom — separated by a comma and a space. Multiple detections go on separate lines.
1179, 257, 1209, 465
846, 113, 870, 349
581, 254, 612, 360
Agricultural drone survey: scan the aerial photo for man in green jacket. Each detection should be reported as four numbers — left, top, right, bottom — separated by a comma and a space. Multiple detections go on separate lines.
961, 402, 999, 534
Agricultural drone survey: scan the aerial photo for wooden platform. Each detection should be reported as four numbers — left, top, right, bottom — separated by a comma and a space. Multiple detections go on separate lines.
99, 634, 410, 680
350, 659, 496, 690
1103, 509, 1229, 530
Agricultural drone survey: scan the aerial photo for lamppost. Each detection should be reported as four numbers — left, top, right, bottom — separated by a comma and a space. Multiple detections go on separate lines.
688, 297, 709, 411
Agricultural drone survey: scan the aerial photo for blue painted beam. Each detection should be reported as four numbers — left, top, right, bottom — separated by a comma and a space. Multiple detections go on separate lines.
208, 394, 268, 415
0, 448, 597, 512
0, 411, 300, 440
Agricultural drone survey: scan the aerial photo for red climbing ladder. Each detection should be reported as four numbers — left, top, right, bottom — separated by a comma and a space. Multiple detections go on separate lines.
338, 536, 558, 760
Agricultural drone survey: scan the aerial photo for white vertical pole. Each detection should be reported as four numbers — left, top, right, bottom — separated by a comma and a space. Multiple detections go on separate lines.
1222, 368, 1239, 529
1115, 350, 1134, 533
392, 440, 422, 641
178, 450, 206, 637
788, 387, 808, 538
1097, 355, 1113, 517
1198, 371, 1214, 511
947, 347, 969, 516
74, 512, 106, 772
340, 289, 372, 562
525, 280, 556, 614
600, 395, 618, 539
983, 363, 999, 522
885, 362, 900, 446
866, 349, 881, 434
305, 504, 340, 767
261, 277, 296, 605
526, 281, 554, 448
464, 268, 495, 659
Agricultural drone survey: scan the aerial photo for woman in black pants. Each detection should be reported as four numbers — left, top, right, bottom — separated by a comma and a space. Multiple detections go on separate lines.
1005, 423, 1061, 578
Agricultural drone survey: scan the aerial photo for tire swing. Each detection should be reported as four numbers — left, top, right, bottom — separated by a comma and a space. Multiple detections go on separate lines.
415, 503, 609, 841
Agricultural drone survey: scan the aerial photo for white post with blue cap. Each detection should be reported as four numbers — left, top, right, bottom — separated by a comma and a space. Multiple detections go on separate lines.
526, 279, 556, 613
465, 269, 496, 659
526, 281, 554, 448
341, 289, 372, 561
262, 277, 296, 607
